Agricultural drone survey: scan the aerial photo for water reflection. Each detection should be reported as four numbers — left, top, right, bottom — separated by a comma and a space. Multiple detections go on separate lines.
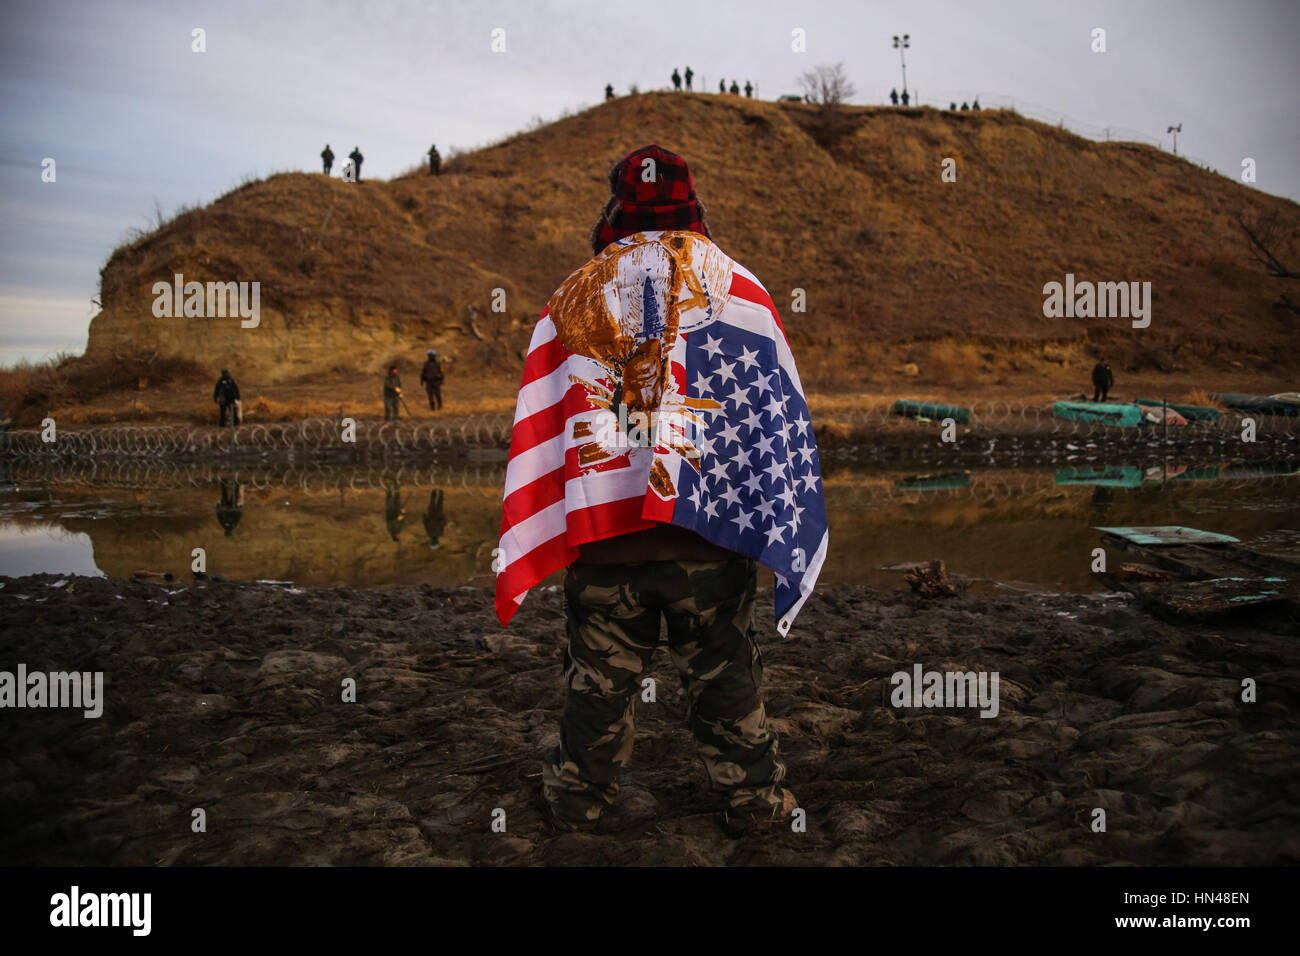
0, 458, 1295, 593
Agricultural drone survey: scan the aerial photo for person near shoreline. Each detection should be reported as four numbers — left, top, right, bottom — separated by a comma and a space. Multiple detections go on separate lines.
419, 349, 444, 410
495, 144, 828, 835
383, 365, 402, 421
1091, 358, 1114, 402
213, 368, 240, 427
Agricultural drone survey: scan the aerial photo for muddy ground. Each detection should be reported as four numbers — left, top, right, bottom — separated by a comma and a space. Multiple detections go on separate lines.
1, 573, 1296, 866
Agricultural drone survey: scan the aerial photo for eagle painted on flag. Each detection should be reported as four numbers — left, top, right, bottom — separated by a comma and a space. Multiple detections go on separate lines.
495, 229, 828, 635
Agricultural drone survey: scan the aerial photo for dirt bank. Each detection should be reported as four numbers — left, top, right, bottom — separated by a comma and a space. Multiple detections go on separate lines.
1, 573, 1296, 866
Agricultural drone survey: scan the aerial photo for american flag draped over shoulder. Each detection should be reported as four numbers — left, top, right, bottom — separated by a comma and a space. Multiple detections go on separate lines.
495, 229, 828, 635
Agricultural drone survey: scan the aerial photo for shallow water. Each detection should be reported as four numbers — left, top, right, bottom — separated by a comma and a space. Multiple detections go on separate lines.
0, 457, 1296, 592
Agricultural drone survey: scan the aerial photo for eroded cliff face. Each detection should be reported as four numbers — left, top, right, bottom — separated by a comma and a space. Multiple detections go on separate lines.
86, 92, 1298, 386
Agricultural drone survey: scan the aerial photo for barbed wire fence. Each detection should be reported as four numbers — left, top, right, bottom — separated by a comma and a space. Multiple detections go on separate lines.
1, 403, 1295, 461
0, 414, 513, 460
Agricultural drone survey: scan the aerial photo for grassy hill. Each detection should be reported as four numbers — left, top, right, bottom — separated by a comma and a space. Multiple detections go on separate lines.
28, 92, 1300, 422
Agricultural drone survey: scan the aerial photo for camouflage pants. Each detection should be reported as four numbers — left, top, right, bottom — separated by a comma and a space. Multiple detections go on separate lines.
543, 557, 789, 823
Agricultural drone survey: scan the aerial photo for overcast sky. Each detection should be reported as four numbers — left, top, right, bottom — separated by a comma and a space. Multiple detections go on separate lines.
1, 0, 1296, 365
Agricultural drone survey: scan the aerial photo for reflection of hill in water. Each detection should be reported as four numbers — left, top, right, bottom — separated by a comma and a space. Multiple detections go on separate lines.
4, 459, 1297, 592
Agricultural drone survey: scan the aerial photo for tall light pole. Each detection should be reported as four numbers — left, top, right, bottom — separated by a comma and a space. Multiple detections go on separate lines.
892, 33, 910, 98
1167, 123, 1182, 155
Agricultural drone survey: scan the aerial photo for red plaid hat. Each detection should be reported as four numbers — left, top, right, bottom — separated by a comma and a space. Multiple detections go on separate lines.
590, 144, 710, 253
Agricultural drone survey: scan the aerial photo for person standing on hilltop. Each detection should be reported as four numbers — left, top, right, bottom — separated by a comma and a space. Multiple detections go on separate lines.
671, 67, 681, 90
348, 146, 364, 182
320, 144, 334, 175
213, 368, 240, 427
605, 83, 615, 100
383, 365, 402, 420
496, 144, 828, 835
744, 80, 753, 98
419, 349, 444, 410
718, 78, 725, 93
729, 79, 740, 95
684, 65, 694, 90
427, 144, 441, 175
901, 90, 910, 105
1091, 358, 1115, 403
890, 88, 899, 105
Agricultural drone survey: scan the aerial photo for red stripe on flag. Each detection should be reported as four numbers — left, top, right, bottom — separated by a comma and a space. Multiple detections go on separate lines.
520, 330, 569, 387
501, 464, 565, 526
728, 273, 788, 341
508, 382, 593, 459
495, 530, 575, 626
567, 497, 655, 546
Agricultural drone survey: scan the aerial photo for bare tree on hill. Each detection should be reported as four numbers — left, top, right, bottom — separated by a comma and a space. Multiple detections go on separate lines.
1237, 210, 1299, 315
799, 62, 855, 107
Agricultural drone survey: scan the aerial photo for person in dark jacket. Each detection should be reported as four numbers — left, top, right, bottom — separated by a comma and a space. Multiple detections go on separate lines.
321, 144, 334, 174
890, 88, 899, 105
671, 68, 681, 90
605, 83, 614, 100
348, 146, 363, 182
383, 365, 402, 420
213, 368, 240, 426
1091, 359, 1115, 402
419, 349, 444, 410
427, 144, 441, 175
683, 66, 694, 90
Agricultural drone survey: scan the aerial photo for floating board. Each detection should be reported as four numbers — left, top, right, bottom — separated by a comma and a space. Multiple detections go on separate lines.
891, 399, 972, 425
1134, 398, 1221, 423
1095, 526, 1241, 546
1053, 401, 1143, 426
894, 472, 972, 491
1056, 466, 1143, 488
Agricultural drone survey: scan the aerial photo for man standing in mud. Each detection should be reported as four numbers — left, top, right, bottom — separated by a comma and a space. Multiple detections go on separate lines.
383, 365, 402, 421
213, 368, 240, 427
419, 349, 444, 410
1091, 358, 1114, 402
497, 145, 827, 835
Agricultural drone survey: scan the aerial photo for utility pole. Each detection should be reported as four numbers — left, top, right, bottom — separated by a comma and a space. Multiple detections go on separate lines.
892, 33, 910, 98
1167, 123, 1182, 155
